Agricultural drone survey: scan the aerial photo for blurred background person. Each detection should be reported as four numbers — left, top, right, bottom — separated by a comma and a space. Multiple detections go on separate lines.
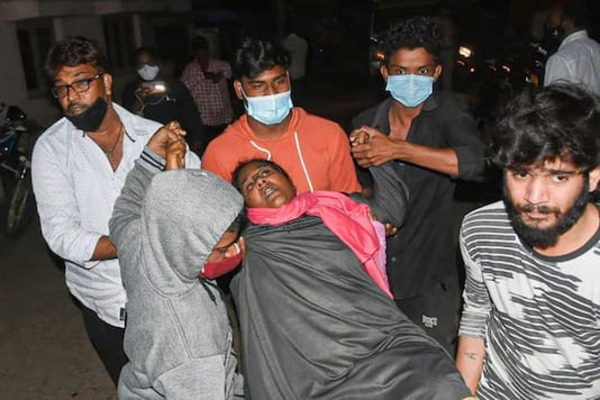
182, 35, 234, 155
121, 46, 208, 154
543, 0, 600, 94
281, 30, 308, 106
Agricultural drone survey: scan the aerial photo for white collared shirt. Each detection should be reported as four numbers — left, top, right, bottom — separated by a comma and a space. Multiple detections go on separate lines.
544, 30, 600, 95
32, 103, 201, 327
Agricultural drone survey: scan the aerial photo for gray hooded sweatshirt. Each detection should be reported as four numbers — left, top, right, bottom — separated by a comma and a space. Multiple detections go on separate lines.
109, 147, 244, 399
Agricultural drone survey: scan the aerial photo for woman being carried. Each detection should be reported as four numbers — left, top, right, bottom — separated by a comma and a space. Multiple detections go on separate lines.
230, 158, 471, 400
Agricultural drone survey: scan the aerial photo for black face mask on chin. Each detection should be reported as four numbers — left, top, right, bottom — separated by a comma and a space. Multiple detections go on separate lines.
65, 97, 108, 132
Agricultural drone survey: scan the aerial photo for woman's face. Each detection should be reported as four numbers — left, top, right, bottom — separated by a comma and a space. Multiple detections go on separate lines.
238, 163, 296, 208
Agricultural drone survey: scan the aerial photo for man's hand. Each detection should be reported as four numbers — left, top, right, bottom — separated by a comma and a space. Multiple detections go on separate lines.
147, 121, 187, 159
135, 87, 154, 99
369, 212, 399, 236
349, 128, 371, 146
91, 235, 118, 260
383, 222, 398, 236
165, 137, 186, 170
350, 126, 401, 168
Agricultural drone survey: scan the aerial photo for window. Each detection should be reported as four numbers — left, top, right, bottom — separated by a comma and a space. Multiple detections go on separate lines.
16, 19, 55, 96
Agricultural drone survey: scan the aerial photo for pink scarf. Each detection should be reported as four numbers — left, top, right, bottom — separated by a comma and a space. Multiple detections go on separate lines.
247, 191, 392, 297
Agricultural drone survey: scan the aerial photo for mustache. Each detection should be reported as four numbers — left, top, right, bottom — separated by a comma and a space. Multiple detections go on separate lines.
517, 204, 560, 215
66, 101, 88, 116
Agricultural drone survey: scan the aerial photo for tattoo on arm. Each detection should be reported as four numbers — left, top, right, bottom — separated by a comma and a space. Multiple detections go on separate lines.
463, 352, 480, 360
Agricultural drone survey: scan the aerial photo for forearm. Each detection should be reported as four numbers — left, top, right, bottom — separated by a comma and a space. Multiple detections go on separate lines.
90, 235, 118, 260
455, 335, 485, 395
391, 139, 459, 177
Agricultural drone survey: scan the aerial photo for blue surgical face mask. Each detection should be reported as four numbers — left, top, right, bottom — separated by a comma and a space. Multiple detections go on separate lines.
385, 74, 434, 108
243, 89, 293, 125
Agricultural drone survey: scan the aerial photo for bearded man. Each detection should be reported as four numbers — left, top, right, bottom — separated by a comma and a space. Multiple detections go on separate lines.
455, 83, 600, 399
31, 36, 200, 386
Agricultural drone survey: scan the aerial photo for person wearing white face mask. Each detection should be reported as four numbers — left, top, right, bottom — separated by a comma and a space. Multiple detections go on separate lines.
121, 47, 208, 155
350, 16, 486, 356
202, 37, 361, 195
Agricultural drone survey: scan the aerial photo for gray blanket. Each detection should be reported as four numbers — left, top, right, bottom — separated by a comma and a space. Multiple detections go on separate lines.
231, 216, 470, 400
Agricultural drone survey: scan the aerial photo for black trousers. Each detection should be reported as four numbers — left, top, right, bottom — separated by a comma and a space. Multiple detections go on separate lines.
394, 276, 462, 358
79, 303, 128, 386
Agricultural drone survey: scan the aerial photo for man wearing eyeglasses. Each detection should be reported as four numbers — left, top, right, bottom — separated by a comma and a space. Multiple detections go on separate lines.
31, 36, 200, 386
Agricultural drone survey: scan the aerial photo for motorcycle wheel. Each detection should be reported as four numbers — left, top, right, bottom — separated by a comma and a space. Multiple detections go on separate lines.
6, 170, 34, 239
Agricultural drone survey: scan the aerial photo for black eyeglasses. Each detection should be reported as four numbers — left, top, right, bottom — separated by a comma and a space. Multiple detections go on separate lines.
51, 72, 104, 98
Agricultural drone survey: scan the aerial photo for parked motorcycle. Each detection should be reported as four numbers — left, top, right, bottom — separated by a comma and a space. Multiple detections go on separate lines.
0, 102, 41, 238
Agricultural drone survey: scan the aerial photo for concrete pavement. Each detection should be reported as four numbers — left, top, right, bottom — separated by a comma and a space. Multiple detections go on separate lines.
0, 208, 116, 399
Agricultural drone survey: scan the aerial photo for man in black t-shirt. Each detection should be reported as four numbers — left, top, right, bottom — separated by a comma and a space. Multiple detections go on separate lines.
350, 16, 485, 355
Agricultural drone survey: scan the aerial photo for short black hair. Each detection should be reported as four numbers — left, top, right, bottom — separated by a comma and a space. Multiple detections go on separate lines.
489, 83, 600, 172
380, 16, 441, 65
44, 36, 108, 80
232, 37, 290, 80
134, 46, 157, 59
231, 158, 292, 192
561, 0, 589, 29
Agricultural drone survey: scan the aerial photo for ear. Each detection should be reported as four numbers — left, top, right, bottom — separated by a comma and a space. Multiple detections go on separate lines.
233, 80, 244, 101
102, 72, 113, 97
379, 63, 389, 82
238, 236, 246, 254
562, 16, 574, 31
238, 236, 246, 264
588, 167, 600, 193
433, 64, 443, 82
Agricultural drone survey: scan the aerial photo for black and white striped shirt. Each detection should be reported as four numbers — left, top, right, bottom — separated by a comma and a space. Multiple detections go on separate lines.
459, 201, 600, 399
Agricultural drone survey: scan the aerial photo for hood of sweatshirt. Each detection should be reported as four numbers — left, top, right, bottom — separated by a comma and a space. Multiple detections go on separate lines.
141, 169, 243, 294
228, 107, 307, 141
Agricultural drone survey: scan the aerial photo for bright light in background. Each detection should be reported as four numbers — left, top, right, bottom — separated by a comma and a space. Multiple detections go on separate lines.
459, 46, 473, 58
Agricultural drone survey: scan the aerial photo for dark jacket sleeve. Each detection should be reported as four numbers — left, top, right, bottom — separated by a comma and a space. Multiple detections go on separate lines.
109, 147, 166, 257
349, 162, 409, 228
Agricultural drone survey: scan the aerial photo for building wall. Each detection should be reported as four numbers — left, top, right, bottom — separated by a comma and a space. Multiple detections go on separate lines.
0, 0, 192, 127
0, 21, 29, 111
